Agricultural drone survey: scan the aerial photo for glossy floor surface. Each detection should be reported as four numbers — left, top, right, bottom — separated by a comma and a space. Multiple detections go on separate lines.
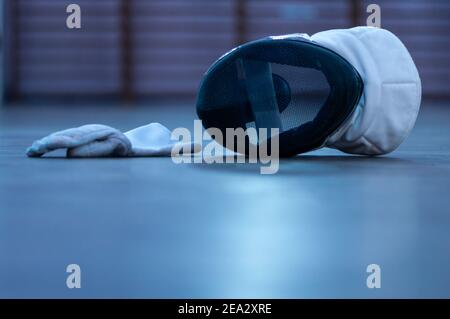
0, 100, 449, 298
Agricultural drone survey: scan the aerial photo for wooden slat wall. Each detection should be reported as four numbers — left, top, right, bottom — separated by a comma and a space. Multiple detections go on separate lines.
4, 0, 450, 100
13, 0, 122, 97
247, 0, 352, 40
361, 0, 450, 97
130, 0, 235, 96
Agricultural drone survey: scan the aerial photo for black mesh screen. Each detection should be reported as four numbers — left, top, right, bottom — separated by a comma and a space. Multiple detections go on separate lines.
270, 62, 330, 131
244, 63, 329, 133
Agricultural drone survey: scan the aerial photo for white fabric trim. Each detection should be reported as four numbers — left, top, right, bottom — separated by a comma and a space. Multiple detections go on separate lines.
311, 27, 422, 155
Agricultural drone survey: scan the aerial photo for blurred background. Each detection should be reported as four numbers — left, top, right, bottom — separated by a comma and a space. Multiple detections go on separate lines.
1, 0, 449, 105
1, 1, 450, 298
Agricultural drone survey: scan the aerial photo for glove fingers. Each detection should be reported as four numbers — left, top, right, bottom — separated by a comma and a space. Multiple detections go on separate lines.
68, 136, 131, 157
26, 125, 129, 157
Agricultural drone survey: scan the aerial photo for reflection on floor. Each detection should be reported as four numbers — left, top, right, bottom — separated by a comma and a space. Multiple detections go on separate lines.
0, 100, 449, 298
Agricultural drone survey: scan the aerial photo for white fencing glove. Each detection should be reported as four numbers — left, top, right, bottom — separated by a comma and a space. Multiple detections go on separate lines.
26, 123, 200, 158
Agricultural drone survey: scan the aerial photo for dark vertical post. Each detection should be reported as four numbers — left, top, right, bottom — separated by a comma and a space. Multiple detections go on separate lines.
120, 0, 133, 103
349, 0, 362, 27
234, 0, 247, 46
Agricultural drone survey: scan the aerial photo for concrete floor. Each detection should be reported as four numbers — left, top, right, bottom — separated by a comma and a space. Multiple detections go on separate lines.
0, 100, 449, 298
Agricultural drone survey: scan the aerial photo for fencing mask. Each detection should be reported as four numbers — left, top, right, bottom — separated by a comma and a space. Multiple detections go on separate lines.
196, 27, 422, 157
